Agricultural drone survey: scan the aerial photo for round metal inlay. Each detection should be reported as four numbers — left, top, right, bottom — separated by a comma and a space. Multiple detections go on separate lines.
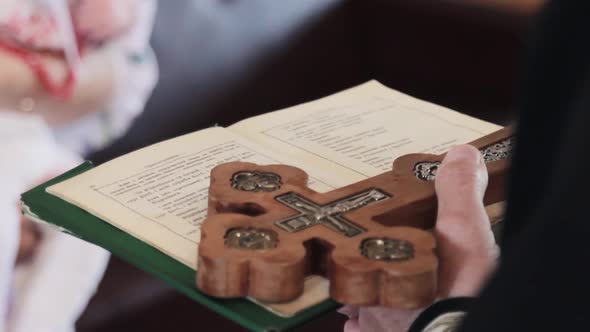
414, 162, 441, 181
224, 227, 278, 250
481, 137, 514, 163
231, 171, 282, 192
360, 237, 414, 261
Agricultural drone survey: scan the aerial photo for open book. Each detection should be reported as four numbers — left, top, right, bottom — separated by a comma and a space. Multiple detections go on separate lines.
45, 81, 501, 317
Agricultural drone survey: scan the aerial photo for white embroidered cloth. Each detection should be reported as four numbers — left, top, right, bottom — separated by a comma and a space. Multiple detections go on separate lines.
0, 112, 110, 332
0, 1, 158, 331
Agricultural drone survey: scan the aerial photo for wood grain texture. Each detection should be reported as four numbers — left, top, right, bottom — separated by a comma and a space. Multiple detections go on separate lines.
197, 127, 512, 308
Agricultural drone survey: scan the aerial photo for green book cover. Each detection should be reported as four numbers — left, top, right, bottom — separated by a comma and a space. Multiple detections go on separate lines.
20, 162, 340, 332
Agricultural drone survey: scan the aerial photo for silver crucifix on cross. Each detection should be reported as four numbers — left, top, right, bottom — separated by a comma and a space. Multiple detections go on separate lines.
274, 188, 391, 237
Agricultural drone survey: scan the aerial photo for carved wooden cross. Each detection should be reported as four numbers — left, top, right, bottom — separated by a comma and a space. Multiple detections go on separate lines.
197, 127, 512, 309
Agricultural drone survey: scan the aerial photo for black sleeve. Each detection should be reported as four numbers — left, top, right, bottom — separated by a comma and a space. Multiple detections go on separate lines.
455, 1, 590, 331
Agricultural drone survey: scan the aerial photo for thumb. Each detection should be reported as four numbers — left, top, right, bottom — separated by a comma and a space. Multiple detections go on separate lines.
434, 145, 498, 298
435, 145, 488, 210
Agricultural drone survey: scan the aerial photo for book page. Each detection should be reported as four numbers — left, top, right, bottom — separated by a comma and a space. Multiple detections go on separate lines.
229, 81, 502, 186
47, 127, 339, 269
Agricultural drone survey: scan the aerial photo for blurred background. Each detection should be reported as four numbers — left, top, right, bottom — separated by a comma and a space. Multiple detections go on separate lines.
36, 0, 543, 330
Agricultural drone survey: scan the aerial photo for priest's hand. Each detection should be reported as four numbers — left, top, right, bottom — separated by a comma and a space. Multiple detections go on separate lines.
340, 144, 499, 332
16, 217, 43, 265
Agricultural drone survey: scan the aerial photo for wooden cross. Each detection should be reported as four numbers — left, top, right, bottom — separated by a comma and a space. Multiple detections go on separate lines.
197, 127, 512, 309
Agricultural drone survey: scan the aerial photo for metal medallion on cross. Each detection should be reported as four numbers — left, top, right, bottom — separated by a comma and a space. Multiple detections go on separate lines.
274, 189, 390, 237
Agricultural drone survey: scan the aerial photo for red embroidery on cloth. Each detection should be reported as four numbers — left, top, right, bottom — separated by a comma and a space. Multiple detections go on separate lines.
4, 9, 59, 50
0, 41, 77, 100
0, 7, 79, 99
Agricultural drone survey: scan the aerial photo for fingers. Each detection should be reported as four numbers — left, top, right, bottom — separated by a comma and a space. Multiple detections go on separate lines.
435, 144, 488, 208
343, 318, 360, 332
339, 145, 495, 331
340, 305, 360, 332
0, 200, 20, 327
435, 145, 498, 298
354, 307, 421, 332
340, 306, 420, 332
339, 305, 359, 319
16, 217, 43, 264
73, 0, 137, 42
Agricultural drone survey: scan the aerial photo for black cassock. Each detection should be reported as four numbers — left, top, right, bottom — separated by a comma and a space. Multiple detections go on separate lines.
411, 1, 590, 331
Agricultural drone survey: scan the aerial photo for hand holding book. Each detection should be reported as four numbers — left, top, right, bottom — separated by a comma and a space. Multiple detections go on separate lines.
342, 145, 499, 332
